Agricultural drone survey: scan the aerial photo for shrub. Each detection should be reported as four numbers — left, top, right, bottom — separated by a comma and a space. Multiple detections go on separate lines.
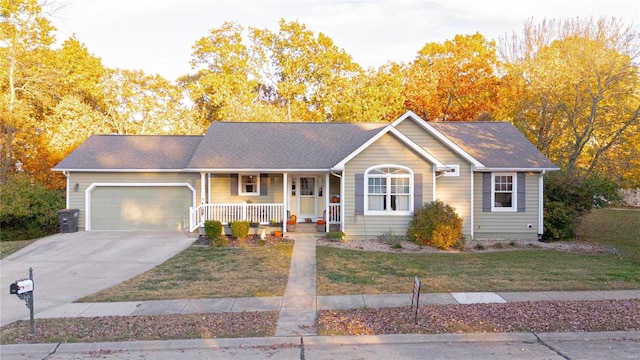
407, 200, 464, 250
204, 220, 222, 241
327, 231, 344, 241
378, 228, 403, 248
0, 174, 65, 241
542, 171, 621, 240
543, 200, 580, 240
213, 236, 229, 247
230, 220, 250, 239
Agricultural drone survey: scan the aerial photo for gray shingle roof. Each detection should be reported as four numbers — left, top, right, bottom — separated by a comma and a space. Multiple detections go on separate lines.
53, 135, 203, 170
186, 122, 387, 170
430, 122, 558, 169
53, 119, 557, 172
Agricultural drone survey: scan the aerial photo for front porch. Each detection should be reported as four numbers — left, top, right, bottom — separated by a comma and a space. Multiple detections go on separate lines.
189, 172, 342, 233
189, 202, 341, 233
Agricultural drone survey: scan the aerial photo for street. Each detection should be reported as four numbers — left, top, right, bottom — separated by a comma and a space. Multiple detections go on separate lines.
3, 332, 639, 359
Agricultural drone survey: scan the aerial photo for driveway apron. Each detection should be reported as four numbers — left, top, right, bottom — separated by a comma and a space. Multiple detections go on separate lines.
0, 231, 192, 326
275, 235, 317, 336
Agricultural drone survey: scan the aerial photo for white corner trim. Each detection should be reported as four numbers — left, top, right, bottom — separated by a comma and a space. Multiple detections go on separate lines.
84, 182, 196, 231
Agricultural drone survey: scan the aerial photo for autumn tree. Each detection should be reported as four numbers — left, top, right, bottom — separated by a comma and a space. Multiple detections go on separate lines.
500, 18, 640, 184
0, 0, 59, 186
404, 33, 502, 121
179, 22, 264, 122
104, 69, 201, 135
331, 63, 406, 122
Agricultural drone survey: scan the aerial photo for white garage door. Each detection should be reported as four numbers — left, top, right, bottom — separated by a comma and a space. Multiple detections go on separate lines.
91, 186, 192, 230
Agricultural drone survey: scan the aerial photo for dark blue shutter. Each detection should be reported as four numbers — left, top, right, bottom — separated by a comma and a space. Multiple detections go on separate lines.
482, 173, 491, 212
355, 173, 364, 215
517, 172, 526, 212
230, 174, 238, 196
260, 173, 268, 196
414, 173, 423, 211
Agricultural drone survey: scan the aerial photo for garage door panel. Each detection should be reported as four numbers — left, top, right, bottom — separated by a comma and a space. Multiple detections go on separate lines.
92, 186, 191, 230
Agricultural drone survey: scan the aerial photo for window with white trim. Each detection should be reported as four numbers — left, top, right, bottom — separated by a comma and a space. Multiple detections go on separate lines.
492, 172, 516, 211
239, 174, 259, 196
365, 166, 413, 215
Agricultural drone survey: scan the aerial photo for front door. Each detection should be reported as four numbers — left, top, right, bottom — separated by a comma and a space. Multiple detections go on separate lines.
298, 177, 317, 220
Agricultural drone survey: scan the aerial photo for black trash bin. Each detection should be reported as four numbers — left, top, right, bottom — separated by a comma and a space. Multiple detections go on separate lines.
57, 209, 79, 233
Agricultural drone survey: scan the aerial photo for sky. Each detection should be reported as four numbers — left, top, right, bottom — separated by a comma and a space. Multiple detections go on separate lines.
50, 0, 640, 82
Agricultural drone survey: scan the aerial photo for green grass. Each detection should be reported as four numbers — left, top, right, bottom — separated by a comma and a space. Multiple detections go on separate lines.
318, 208, 640, 295
79, 243, 293, 302
576, 208, 640, 263
0, 240, 36, 259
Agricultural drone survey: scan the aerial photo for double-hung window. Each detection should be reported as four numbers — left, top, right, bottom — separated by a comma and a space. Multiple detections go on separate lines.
365, 166, 413, 215
492, 173, 516, 211
239, 174, 259, 196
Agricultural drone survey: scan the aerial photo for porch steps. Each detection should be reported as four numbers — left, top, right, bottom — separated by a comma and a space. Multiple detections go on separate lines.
289, 222, 323, 235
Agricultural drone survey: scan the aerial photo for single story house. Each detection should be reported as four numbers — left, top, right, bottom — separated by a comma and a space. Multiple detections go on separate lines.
53, 111, 559, 240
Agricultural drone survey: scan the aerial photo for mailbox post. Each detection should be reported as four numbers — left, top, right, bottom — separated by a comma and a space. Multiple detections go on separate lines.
9, 268, 34, 333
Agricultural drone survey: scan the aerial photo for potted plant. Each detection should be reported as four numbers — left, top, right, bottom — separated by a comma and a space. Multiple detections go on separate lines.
286, 214, 297, 232
316, 219, 326, 232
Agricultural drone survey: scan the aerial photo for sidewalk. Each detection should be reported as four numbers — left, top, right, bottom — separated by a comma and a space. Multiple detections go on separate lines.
24, 289, 640, 322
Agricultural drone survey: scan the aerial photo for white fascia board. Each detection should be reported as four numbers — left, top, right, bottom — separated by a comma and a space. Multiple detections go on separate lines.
389, 110, 422, 127
475, 167, 561, 172
186, 168, 330, 173
332, 125, 394, 170
54, 168, 186, 172
394, 113, 485, 168
388, 127, 446, 168
332, 124, 446, 170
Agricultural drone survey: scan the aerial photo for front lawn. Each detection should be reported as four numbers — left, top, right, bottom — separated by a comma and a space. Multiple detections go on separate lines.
79, 242, 293, 302
317, 247, 640, 295
0, 240, 37, 259
317, 208, 640, 295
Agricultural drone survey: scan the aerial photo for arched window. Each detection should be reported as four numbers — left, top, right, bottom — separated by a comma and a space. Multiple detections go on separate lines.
364, 165, 413, 215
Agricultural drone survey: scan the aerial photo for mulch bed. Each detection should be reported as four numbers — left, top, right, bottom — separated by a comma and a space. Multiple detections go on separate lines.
192, 234, 293, 247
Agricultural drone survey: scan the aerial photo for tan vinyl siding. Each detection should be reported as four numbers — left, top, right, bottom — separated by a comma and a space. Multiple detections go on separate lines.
473, 172, 540, 241
209, 173, 284, 204
396, 118, 474, 237
343, 133, 434, 239
68, 172, 200, 230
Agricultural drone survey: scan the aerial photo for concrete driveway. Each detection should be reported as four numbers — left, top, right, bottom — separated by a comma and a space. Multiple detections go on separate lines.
1, 231, 193, 326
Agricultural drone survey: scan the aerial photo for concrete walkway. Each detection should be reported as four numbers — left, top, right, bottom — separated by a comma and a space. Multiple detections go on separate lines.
275, 234, 317, 336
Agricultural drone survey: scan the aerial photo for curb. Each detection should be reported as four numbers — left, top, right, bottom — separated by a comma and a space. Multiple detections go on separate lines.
3, 331, 639, 356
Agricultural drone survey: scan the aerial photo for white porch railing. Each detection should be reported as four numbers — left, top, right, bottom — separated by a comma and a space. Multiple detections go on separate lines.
190, 203, 284, 232
328, 203, 341, 223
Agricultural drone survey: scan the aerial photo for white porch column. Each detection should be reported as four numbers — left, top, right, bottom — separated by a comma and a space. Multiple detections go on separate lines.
340, 170, 345, 232
324, 173, 330, 232
283, 172, 288, 233
200, 172, 206, 205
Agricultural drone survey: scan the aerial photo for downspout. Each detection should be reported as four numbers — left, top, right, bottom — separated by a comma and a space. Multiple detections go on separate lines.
538, 170, 545, 241
62, 171, 70, 209
470, 165, 474, 240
